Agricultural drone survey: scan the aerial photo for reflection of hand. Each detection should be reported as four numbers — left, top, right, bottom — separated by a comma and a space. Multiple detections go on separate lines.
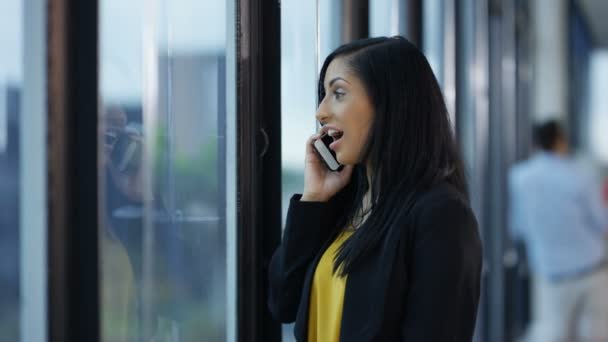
106, 160, 144, 203
103, 106, 145, 202
105, 133, 144, 203
104, 106, 127, 167
103, 129, 119, 168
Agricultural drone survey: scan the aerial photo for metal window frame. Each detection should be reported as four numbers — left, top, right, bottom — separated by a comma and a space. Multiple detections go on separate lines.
48, 0, 100, 341
341, 0, 369, 43
406, 0, 423, 47
236, 0, 282, 341
567, 0, 594, 150
456, 0, 529, 340
455, 0, 490, 341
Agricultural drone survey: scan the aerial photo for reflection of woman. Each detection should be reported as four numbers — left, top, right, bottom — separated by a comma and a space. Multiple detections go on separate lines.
102, 229, 137, 341
268, 37, 482, 341
102, 106, 139, 341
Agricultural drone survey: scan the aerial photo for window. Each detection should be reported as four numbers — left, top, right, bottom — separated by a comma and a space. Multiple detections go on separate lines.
0, 2, 23, 339
0, 1, 47, 341
280, 1, 341, 340
99, 1, 233, 340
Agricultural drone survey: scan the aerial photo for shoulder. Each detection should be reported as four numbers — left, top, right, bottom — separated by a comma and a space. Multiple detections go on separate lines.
413, 182, 471, 218
408, 183, 480, 247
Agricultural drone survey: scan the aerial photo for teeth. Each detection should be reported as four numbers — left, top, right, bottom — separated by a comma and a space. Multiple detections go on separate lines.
328, 129, 341, 137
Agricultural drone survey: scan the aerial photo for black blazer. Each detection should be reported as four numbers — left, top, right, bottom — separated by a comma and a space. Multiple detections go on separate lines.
268, 182, 483, 341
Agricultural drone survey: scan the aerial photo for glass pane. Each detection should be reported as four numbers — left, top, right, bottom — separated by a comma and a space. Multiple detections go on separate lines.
281, 0, 342, 223
370, 0, 407, 38
281, 0, 316, 229
588, 51, 608, 163
280, 1, 340, 340
280, 1, 315, 341
423, 0, 445, 87
0, 1, 23, 340
100, 1, 231, 340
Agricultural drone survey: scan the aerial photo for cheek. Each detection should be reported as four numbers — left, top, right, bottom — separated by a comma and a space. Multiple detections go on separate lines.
350, 118, 372, 159
340, 126, 368, 163
352, 117, 372, 144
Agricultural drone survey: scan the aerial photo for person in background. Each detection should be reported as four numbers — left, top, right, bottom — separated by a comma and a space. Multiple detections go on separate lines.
509, 120, 608, 341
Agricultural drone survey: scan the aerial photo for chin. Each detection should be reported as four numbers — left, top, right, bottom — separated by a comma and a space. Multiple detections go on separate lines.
336, 153, 354, 165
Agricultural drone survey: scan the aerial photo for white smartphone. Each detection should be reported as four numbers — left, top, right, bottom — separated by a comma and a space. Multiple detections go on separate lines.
313, 133, 343, 171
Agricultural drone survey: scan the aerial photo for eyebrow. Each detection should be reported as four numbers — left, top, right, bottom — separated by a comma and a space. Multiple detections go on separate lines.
328, 77, 350, 88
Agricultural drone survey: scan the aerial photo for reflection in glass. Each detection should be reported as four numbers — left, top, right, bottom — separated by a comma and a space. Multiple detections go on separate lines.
100, 1, 228, 340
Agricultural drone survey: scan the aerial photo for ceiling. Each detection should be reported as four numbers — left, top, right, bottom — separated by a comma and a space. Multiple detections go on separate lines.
577, 0, 608, 47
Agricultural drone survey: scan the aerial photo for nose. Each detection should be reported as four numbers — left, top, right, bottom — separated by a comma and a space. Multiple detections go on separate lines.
316, 108, 330, 124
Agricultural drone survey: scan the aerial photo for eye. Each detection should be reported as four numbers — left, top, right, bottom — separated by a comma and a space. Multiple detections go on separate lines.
333, 89, 346, 100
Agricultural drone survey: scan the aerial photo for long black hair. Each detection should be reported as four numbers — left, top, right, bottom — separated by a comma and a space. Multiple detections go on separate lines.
318, 36, 468, 276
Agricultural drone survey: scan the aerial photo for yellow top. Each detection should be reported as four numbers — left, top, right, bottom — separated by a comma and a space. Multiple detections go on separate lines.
307, 230, 354, 342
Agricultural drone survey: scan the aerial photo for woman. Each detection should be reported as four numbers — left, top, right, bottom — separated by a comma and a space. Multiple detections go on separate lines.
268, 36, 482, 341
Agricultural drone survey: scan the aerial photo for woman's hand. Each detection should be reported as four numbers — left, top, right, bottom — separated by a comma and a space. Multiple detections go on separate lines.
301, 133, 354, 202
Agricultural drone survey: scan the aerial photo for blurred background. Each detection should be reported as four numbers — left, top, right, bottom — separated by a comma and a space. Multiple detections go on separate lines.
1, 0, 608, 341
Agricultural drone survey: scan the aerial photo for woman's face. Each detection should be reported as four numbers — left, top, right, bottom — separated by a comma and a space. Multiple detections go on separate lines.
317, 57, 375, 165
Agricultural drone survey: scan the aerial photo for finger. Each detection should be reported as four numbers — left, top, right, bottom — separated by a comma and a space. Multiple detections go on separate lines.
306, 133, 321, 146
305, 134, 315, 154
305, 134, 322, 162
